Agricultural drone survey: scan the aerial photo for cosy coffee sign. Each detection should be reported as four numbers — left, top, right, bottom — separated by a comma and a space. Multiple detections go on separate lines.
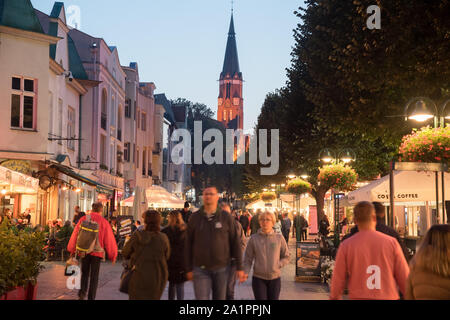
375, 193, 420, 200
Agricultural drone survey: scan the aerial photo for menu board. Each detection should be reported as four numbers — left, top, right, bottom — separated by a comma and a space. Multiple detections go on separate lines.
296, 242, 321, 278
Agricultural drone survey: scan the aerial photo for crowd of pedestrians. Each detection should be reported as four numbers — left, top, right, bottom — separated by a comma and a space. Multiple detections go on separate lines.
62, 189, 450, 301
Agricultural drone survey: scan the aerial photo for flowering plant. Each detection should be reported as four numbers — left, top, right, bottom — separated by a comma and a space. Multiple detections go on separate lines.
320, 257, 335, 285
318, 163, 358, 191
260, 191, 277, 202
286, 178, 311, 195
398, 126, 450, 165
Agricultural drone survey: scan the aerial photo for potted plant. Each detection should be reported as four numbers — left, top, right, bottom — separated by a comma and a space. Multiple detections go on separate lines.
99, 164, 108, 171
398, 126, 450, 164
0, 220, 46, 300
320, 256, 335, 289
318, 163, 358, 192
260, 191, 277, 203
286, 178, 311, 195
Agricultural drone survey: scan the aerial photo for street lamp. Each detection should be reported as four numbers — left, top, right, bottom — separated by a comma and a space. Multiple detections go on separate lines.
318, 148, 356, 246
404, 97, 450, 128
319, 148, 356, 164
404, 97, 449, 225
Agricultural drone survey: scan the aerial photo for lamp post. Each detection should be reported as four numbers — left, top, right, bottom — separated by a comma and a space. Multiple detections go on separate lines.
404, 97, 449, 225
319, 148, 356, 246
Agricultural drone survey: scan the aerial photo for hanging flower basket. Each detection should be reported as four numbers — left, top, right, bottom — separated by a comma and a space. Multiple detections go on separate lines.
286, 178, 311, 195
398, 126, 450, 165
318, 163, 358, 191
260, 191, 277, 203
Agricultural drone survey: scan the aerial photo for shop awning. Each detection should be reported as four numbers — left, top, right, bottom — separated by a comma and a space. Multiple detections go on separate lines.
120, 196, 134, 207
347, 171, 450, 205
0, 165, 39, 193
245, 199, 292, 210
50, 163, 98, 186
146, 185, 185, 209
50, 163, 114, 195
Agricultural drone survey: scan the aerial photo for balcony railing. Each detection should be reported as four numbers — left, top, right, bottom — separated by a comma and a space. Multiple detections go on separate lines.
101, 113, 107, 130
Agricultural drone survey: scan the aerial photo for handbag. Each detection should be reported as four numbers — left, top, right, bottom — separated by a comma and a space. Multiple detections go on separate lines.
64, 253, 79, 276
119, 244, 145, 294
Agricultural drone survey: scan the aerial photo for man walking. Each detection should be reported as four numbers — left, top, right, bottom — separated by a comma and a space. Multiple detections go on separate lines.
239, 211, 250, 236
182, 201, 192, 223
250, 209, 261, 235
293, 213, 306, 242
281, 213, 292, 244
330, 201, 409, 300
67, 202, 118, 300
72, 205, 85, 227
185, 187, 244, 300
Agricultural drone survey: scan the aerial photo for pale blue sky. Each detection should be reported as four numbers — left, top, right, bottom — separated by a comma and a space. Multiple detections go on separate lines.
31, 0, 304, 131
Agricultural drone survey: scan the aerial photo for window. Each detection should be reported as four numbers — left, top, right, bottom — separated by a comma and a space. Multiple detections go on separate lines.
58, 99, 63, 145
67, 107, 75, 150
101, 89, 107, 130
10, 77, 37, 129
137, 110, 140, 129
141, 112, 146, 131
174, 170, 178, 182
223, 110, 227, 121
125, 99, 131, 118
124, 142, 130, 162
142, 148, 146, 176
226, 83, 231, 99
136, 149, 140, 168
133, 143, 135, 163
229, 110, 232, 120
111, 96, 116, 127
100, 135, 106, 166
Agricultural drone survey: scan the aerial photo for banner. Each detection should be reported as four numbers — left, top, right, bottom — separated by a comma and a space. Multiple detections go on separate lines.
296, 242, 321, 280
308, 205, 318, 234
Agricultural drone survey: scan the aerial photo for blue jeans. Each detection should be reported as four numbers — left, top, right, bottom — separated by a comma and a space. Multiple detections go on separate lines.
168, 282, 184, 300
226, 262, 237, 300
193, 266, 228, 300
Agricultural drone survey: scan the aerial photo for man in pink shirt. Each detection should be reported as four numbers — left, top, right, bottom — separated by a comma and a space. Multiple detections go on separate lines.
330, 201, 409, 300
68, 202, 118, 300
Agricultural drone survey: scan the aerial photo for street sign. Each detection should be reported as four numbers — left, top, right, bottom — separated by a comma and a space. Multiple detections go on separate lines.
394, 162, 448, 172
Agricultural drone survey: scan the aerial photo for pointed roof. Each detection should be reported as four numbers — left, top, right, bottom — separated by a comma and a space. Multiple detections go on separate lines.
220, 14, 242, 80
0, 0, 44, 34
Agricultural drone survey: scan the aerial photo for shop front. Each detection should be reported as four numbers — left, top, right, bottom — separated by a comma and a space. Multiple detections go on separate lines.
347, 170, 450, 250
0, 165, 40, 225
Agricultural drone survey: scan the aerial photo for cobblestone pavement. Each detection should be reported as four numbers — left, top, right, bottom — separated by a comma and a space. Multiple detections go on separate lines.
36, 236, 331, 300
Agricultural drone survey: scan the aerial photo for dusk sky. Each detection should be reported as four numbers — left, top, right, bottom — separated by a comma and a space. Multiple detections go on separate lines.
31, 0, 304, 131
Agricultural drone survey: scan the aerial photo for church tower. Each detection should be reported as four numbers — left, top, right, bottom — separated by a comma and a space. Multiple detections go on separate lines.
217, 14, 243, 130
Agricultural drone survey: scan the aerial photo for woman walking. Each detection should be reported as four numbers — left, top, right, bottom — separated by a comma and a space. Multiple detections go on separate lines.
162, 211, 187, 300
241, 211, 290, 300
405, 224, 450, 300
122, 210, 170, 300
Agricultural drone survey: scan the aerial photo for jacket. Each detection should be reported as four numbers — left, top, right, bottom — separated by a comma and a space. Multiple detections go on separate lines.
162, 225, 187, 283
243, 230, 290, 280
185, 206, 243, 272
122, 230, 170, 300
67, 212, 118, 261
250, 213, 261, 235
330, 230, 409, 300
405, 268, 450, 300
239, 215, 250, 231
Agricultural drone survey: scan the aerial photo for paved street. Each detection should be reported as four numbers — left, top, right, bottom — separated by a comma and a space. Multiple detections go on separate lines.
36, 238, 330, 300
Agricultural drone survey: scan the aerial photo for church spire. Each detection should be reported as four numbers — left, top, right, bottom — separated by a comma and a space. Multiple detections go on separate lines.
221, 13, 241, 80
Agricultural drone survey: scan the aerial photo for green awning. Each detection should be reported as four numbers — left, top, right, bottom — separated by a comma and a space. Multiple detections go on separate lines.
50, 163, 98, 187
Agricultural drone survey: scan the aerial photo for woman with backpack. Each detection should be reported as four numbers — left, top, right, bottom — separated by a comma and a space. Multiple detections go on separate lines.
161, 211, 187, 300
122, 210, 170, 300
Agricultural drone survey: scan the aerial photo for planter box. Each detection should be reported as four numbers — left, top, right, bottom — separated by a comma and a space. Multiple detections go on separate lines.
4, 286, 26, 300
26, 283, 38, 300
2, 283, 38, 300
